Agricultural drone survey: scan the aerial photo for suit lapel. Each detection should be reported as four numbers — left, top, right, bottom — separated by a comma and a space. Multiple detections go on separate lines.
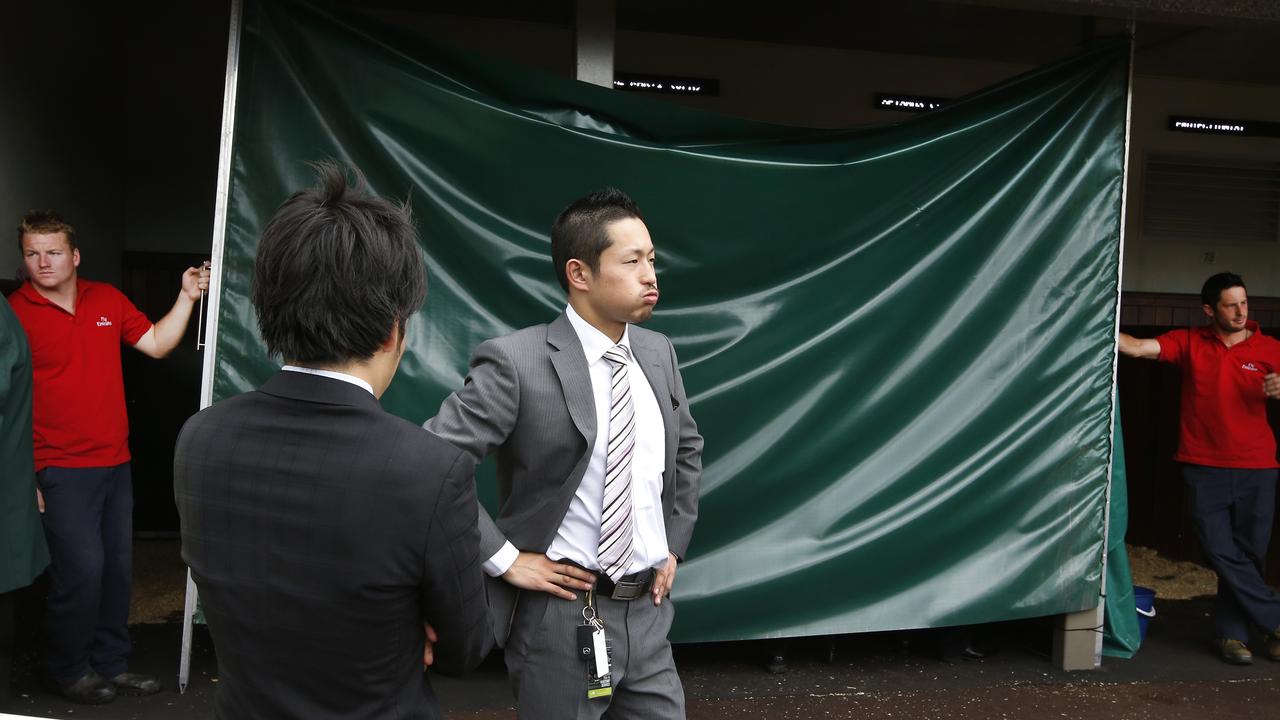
630, 331, 677, 474
547, 313, 596, 445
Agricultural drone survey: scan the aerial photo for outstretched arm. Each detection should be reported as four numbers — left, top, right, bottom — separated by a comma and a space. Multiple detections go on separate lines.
133, 265, 209, 359
1117, 332, 1161, 360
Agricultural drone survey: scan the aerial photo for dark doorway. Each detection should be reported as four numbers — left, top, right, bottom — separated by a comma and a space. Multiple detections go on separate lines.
121, 252, 208, 535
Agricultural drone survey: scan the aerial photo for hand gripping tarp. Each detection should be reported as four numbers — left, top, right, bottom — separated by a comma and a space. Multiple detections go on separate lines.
209, 0, 1127, 642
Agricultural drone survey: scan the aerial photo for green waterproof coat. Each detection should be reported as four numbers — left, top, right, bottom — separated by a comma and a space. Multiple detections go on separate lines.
1, 294, 49, 594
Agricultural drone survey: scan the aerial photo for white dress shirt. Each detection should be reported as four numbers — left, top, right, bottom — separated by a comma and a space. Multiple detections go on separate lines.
281, 365, 375, 396
483, 305, 668, 577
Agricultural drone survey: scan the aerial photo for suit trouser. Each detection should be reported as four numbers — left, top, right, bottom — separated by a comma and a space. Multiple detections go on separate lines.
36, 464, 134, 685
505, 589, 685, 720
1183, 465, 1280, 641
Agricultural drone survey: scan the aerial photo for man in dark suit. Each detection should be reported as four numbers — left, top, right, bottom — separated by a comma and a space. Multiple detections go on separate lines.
426, 188, 702, 719
175, 163, 492, 719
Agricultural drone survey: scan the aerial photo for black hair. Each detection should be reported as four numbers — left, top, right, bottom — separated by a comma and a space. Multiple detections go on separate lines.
550, 188, 643, 291
251, 162, 426, 365
1200, 272, 1245, 308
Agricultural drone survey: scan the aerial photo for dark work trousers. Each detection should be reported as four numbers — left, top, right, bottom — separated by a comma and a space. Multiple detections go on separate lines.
1183, 465, 1280, 641
36, 464, 134, 685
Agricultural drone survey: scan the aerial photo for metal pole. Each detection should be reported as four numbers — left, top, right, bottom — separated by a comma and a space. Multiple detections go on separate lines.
179, 0, 244, 694
1095, 20, 1138, 667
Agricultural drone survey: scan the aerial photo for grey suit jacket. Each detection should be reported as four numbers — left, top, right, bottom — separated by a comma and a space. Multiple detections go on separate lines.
426, 312, 702, 644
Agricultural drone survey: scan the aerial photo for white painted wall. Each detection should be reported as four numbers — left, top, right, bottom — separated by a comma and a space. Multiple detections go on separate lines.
1122, 75, 1280, 296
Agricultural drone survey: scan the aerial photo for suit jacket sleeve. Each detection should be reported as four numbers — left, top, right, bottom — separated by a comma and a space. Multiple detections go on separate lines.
420, 451, 494, 676
665, 336, 702, 560
424, 339, 520, 558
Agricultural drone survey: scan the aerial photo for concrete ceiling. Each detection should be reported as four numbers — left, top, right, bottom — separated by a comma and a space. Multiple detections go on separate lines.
347, 0, 1280, 85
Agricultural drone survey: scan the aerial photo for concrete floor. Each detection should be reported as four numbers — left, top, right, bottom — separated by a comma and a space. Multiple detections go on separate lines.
3, 595, 1278, 719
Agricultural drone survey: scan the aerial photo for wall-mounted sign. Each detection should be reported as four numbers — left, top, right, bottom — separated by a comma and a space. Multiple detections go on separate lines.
1168, 115, 1280, 138
875, 93, 947, 113
614, 73, 719, 96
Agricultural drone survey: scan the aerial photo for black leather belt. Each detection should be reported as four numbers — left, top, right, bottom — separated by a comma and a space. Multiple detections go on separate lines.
596, 569, 654, 602
561, 560, 655, 601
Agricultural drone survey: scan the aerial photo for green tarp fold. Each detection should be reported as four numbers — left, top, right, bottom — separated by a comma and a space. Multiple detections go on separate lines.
1103, 405, 1141, 657
215, 0, 1128, 642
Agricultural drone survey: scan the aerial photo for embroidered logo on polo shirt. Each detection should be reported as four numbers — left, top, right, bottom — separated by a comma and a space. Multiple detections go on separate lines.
96, 316, 113, 327
1242, 362, 1260, 373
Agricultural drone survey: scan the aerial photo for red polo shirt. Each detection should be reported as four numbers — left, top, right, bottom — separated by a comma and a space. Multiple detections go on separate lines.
1157, 321, 1280, 469
9, 279, 152, 471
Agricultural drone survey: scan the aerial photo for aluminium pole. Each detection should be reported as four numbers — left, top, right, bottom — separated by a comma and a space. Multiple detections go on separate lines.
1094, 20, 1138, 668
179, 0, 244, 694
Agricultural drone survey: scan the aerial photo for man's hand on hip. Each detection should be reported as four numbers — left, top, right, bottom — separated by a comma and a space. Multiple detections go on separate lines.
652, 552, 678, 606
502, 552, 596, 600
1265, 373, 1280, 400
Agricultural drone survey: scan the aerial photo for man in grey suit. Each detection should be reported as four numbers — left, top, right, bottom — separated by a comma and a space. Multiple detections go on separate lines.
427, 188, 702, 719
176, 164, 492, 719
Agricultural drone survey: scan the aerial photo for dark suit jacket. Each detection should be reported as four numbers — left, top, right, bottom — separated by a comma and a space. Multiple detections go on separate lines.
426, 312, 703, 645
175, 371, 492, 720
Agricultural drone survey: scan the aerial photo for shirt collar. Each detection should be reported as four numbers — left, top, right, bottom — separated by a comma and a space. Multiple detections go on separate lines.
1197, 320, 1262, 344
16, 278, 87, 312
565, 304, 631, 365
280, 365, 375, 396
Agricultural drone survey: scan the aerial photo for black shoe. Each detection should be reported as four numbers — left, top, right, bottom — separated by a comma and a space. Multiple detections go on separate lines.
56, 672, 116, 705
109, 672, 162, 696
764, 654, 788, 674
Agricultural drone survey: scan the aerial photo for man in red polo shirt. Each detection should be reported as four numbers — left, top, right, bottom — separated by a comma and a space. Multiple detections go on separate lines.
1119, 271, 1280, 666
9, 210, 207, 704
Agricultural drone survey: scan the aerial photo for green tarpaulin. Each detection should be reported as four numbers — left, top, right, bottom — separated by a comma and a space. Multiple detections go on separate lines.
1103, 404, 1141, 658
213, 0, 1128, 642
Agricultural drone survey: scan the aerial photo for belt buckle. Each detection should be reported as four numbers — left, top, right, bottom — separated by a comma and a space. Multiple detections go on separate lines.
610, 577, 646, 601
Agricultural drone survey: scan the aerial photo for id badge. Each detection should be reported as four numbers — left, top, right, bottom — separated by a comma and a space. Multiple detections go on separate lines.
580, 623, 612, 698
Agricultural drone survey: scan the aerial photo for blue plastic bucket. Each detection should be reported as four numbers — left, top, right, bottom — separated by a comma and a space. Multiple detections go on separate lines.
1134, 585, 1156, 641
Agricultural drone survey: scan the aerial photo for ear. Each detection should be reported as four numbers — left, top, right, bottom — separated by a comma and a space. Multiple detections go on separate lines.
378, 323, 402, 354
565, 259, 592, 292
1201, 304, 1214, 319
72, 248, 81, 268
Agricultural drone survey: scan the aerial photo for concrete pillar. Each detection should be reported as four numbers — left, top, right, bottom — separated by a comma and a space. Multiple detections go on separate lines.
575, 0, 615, 88
1053, 605, 1103, 671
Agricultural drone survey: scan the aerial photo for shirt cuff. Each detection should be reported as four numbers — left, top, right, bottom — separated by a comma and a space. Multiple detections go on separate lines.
483, 541, 519, 577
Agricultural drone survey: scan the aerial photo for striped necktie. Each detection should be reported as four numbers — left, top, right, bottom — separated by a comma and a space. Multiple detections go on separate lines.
598, 344, 636, 582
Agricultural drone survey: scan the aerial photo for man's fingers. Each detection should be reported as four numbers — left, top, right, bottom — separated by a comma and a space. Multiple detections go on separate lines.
653, 554, 677, 605
543, 582, 577, 600
652, 569, 672, 604
422, 623, 436, 667
550, 562, 596, 589
36, 488, 45, 514
503, 553, 595, 597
